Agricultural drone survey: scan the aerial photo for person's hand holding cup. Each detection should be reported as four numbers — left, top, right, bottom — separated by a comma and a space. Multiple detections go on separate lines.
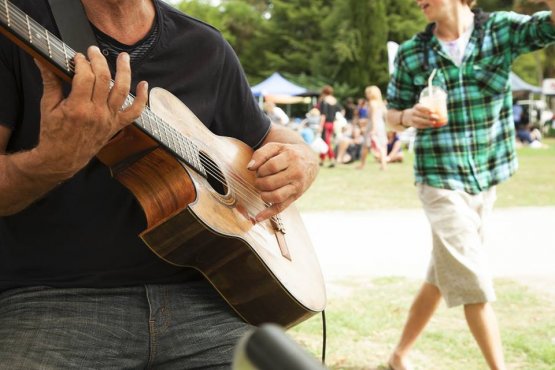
419, 86, 448, 128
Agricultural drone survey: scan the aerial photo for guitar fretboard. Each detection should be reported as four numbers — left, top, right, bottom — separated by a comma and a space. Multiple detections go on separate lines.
0, 0, 206, 177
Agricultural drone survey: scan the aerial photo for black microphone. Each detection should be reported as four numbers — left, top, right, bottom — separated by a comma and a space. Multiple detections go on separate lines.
233, 324, 327, 370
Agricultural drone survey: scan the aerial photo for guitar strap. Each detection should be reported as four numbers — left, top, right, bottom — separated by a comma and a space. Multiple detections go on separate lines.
48, 0, 97, 53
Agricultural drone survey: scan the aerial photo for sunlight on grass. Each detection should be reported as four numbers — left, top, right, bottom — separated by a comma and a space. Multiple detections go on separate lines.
297, 138, 555, 212
289, 278, 555, 370
291, 140, 555, 369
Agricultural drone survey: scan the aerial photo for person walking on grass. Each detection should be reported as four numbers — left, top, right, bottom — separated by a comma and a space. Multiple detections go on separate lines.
386, 0, 555, 369
357, 86, 388, 171
318, 85, 341, 168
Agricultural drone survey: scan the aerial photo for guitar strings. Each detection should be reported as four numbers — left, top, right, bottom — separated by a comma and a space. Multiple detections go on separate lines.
1, 3, 72, 67
138, 110, 275, 219
143, 116, 278, 223
3, 2, 282, 222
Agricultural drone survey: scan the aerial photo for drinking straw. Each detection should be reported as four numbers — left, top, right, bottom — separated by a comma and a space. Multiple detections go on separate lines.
428, 68, 437, 93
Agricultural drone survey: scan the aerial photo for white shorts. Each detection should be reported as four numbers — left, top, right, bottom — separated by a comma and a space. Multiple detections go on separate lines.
418, 184, 497, 308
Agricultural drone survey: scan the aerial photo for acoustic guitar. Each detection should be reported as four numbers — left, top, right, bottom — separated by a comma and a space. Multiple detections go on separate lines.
0, 1, 326, 328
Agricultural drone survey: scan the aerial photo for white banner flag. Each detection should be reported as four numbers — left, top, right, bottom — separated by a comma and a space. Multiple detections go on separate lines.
387, 41, 400, 75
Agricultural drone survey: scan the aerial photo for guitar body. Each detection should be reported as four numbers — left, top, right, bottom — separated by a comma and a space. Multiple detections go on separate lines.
98, 88, 326, 327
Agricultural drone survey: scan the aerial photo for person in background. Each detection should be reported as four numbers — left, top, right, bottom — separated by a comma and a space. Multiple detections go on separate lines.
335, 122, 362, 164
357, 86, 388, 170
300, 120, 316, 145
263, 101, 290, 126
343, 97, 357, 124
318, 85, 341, 168
373, 131, 404, 164
386, 0, 555, 369
512, 102, 523, 127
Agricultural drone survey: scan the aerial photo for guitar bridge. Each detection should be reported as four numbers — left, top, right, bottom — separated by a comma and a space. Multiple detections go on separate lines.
270, 215, 286, 234
270, 215, 291, 261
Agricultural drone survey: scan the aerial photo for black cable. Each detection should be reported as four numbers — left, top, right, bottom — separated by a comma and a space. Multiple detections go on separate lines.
321, 310, 327, 365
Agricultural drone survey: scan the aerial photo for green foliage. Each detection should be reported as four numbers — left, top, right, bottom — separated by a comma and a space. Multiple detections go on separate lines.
513, 0, 555, 82
386, 0, 427, 43
296, 138, 555, 211
318, 0, 390, 95
478, 0, 514, 11
173, 0, 554, 101
260, 0, 329, 77
513, 51, 545, 85
219, 1, 268, 79
178, 1, 224, 31
178, 0, 267, 80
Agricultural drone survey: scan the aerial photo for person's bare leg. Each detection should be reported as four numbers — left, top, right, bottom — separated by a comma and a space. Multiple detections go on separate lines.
464, 303, 506, 370
357, 146, 368, 169
388, 152, 404, 163
378, 145, 387, 170
336, 140, 350, 164
388, 283, 442, 370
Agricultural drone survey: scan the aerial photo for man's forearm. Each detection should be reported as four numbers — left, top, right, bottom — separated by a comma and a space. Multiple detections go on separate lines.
0, 151, 61, 216
262, 123, 305, 146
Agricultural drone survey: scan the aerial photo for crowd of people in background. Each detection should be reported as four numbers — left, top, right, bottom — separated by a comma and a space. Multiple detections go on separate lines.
264, 84, 407, 171
263, 88, 552, 170
512, 101, 549, 148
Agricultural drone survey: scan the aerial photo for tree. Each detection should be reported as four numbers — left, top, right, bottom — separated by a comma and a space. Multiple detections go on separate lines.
260, 0, 330, 77
312, 0, 391, 97
218, 1, 268, 79
177, 0, 268, 81
478, 0, 514, 11
178, 1, 225, 31
386, 0, 426, 44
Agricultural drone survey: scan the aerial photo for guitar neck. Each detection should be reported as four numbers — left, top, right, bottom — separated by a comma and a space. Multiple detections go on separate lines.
0, 0, 74, 79
0, 0, 207, 177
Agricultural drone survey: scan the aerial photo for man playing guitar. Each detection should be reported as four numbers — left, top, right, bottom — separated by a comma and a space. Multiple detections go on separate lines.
0, 0, 320, 367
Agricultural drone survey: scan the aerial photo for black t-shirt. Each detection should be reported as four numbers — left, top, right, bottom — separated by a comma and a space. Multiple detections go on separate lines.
320, 100, 341, 123
0, 0, 271, 290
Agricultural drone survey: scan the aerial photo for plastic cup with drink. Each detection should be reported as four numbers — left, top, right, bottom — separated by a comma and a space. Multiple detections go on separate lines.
419, 69, 448, 128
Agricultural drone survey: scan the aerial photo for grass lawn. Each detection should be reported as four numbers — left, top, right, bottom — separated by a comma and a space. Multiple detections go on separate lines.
289, 138, 555, 369
289, 278, 555, 370
296, 138, 555, 212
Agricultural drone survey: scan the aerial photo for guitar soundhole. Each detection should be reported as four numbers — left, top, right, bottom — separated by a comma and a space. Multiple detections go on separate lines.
199, 151, 228, 196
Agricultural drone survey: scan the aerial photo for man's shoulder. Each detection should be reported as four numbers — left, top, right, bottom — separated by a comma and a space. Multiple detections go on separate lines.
157, 0, 223, 41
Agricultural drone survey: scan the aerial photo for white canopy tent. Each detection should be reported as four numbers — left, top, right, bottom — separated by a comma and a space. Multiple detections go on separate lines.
510, 72, 542, 93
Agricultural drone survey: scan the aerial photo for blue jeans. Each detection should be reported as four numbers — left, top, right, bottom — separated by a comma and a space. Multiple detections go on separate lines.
0, 280, 251, 369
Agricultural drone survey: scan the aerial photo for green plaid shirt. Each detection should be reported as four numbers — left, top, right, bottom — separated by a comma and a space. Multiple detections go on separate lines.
387, 9, 555, 194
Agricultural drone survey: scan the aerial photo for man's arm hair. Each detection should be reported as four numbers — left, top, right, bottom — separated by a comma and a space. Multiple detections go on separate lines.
0, 125, 61, 216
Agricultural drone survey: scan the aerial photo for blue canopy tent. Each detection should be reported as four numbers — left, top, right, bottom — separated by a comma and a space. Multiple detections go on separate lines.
251, 72, 308, 97
251, 73, 316, 117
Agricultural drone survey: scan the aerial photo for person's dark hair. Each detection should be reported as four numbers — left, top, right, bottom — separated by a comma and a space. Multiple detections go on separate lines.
321, 85, 333, 96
